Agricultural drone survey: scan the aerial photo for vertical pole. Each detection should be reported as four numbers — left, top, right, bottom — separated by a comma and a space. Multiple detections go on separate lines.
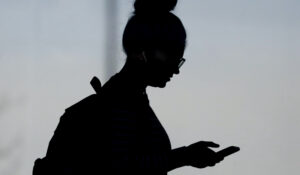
104, 0, 118, 80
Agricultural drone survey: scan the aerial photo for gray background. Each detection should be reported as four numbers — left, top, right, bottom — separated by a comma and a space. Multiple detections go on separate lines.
0, 0, 299, 175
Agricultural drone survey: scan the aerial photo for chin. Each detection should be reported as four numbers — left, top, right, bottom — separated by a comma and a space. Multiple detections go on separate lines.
149, 81, 168, 88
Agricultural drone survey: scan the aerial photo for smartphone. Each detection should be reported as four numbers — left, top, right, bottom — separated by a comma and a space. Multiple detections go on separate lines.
217, 146, 240, 158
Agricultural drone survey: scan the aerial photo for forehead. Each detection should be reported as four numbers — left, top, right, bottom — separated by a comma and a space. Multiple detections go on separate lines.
160, 43, 185, 56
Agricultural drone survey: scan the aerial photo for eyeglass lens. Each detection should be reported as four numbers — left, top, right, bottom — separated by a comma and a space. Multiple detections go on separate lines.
178, 58, 185, 68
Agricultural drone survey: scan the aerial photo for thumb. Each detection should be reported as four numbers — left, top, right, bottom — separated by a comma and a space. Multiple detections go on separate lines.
200, 141, 220, 148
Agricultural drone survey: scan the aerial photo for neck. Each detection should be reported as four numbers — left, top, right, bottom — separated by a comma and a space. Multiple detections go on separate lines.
118, 58, 148, 91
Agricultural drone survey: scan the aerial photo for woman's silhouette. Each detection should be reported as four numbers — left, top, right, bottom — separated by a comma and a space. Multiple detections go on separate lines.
33, 0, 239, 174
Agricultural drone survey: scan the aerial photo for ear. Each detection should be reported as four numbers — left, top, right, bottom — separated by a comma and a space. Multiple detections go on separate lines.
129, 51, 148, 63
140, 51, 148, 63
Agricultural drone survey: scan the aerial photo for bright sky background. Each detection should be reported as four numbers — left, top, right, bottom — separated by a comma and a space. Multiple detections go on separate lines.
0, 0, 299, 175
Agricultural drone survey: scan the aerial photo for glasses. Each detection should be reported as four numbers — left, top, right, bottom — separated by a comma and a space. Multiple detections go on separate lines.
143, 51, 186, 69
178, 58, 186, 69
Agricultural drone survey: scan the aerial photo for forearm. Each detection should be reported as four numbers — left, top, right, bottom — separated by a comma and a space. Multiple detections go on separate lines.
112, 148, 188, 174
167, 146, 188, 171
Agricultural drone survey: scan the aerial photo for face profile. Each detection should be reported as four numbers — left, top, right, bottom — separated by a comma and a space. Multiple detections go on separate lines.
141, 48, 185, 87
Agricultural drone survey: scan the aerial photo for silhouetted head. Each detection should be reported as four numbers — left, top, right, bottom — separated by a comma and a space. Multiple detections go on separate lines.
122, 0, 187, 88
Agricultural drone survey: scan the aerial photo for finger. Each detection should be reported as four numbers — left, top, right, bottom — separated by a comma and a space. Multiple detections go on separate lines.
207, 162, 216, 167
216, 156, 224, 162
200, 141, 220, 148
214, 156, 224, 164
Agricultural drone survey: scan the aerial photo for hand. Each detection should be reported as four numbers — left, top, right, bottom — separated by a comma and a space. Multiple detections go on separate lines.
185, 141, 223, 168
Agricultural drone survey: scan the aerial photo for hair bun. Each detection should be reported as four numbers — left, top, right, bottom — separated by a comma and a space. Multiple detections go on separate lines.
134, 0, 177, 15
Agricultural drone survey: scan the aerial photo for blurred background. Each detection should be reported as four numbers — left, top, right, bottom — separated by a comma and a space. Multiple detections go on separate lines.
0, 0, 299, 175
